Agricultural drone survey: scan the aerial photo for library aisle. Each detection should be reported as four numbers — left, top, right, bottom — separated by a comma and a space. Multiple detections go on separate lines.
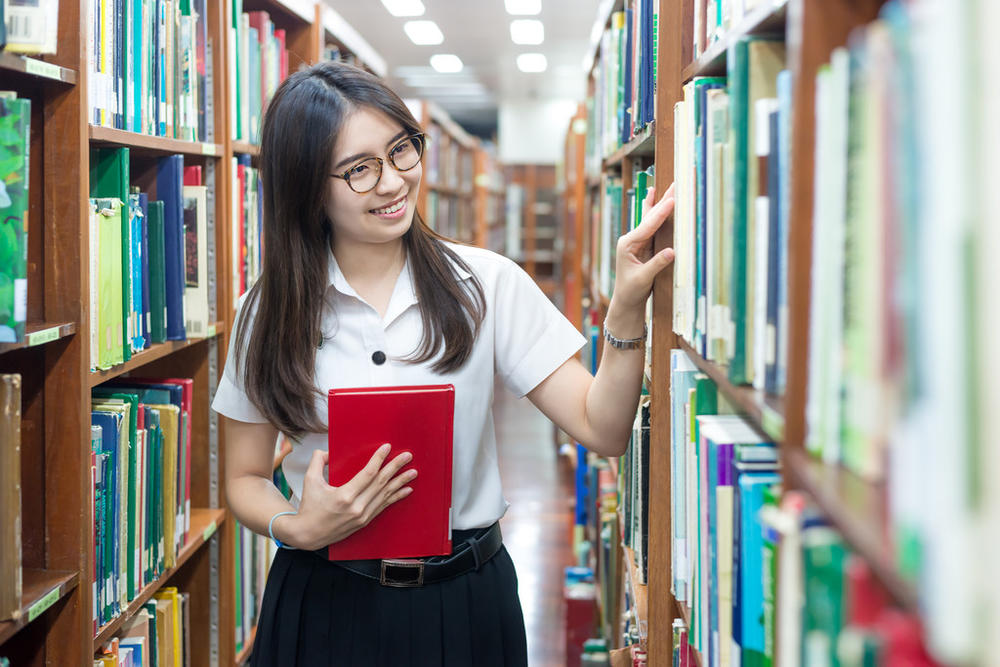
495, 384, 576, 667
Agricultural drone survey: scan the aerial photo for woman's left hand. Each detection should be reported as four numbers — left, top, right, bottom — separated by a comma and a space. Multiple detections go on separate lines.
611, 182, 676, 311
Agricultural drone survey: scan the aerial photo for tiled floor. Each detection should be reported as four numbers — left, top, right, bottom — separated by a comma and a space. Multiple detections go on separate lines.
494, 384, 576, 667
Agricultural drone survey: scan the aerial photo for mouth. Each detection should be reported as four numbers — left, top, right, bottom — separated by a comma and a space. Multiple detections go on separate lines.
369, 195, 408, 219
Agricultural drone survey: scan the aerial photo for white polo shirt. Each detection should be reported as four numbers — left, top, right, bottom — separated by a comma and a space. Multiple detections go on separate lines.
212, 242, 586, 530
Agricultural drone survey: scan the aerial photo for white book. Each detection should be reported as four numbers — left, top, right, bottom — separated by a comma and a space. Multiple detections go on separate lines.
182, 185, 210, 337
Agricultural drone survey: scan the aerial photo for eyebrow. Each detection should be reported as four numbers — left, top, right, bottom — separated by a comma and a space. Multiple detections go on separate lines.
333, 129, 410, 171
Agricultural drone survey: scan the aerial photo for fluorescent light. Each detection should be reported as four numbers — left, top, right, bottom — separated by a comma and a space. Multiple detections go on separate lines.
516, 53, 547, 73
510, 19, 544, 45
380, 0, 425, 16
403, 20, 444, 45
505, 0, 541, 15
429, 54, 464, 73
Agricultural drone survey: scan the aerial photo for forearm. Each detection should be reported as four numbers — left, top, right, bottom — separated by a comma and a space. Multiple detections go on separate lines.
226, 473, 315, 550
584, 298, 647, 456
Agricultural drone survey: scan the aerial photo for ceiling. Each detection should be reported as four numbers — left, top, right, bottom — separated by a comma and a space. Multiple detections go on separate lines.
327, 0, 603, 139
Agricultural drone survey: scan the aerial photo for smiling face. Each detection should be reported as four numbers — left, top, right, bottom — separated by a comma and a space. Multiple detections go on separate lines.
324, 106, 422, 250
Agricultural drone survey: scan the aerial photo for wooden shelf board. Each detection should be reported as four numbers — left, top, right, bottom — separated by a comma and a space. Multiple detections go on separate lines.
603, 122, 656, 170
681, 0, 789, 82
89, 321, 224, 388
236, 624, 257, 665
0, 569, 79, 645
784, 448, 920, 612
427, 183, 473, 197
0, 321, 76, 356
0, 53, 77, 83
622, 545, 648, 651
94, 507, 226, 647
232, 141, 260, 157
676, 339, 786, 442
89, 126, 222, 158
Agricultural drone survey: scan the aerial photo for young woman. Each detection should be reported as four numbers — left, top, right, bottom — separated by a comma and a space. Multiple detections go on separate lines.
213, 60, 675, 666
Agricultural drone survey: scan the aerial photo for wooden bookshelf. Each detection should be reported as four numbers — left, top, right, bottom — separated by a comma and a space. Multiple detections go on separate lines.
564, 0, 949, 663
0, 322, 76, 356
88, 126, 222, 158
88, 322, 225, 388
0, 53, 77, 83
93, 508, 226, 647
232, 141, 261, 157
622, 546, 648, 649
0, 570, 79, 645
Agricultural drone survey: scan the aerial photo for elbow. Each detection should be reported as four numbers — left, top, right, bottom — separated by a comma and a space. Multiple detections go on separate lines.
579, 435, 629, 459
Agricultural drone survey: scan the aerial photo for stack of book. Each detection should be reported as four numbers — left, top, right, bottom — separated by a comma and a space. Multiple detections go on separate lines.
95, 587, 191, 666
88, 149, 212, 370
230, 4, 290, 144
670, 38, 791, 394
91, 378, 193, 633
87, 0, 211, 142
0, 93, 29, 344
585, 0, 658, 167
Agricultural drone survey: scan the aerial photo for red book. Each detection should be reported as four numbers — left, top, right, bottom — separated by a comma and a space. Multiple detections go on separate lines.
327, 385, 454, 560
183, 165, 202, 186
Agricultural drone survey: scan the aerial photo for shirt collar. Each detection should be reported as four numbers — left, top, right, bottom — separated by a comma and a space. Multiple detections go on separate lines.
326, 245, 473, 325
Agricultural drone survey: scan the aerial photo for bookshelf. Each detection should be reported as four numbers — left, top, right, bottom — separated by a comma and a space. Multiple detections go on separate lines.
0, 0, 390, 665
505, 164, 560, 298
567, 0, 998, 664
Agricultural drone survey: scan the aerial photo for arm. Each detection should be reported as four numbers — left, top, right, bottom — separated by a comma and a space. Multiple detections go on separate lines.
223, 416, 416, 551
527, 184, 675, 457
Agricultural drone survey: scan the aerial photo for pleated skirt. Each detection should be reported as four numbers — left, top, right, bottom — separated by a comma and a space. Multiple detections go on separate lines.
249, 530, 528, 667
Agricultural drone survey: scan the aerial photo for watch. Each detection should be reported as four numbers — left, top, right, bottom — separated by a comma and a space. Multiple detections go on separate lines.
603, 323, 647, 350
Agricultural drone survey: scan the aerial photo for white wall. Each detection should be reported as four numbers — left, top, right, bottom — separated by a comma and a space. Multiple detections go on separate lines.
498, 99, 579, 165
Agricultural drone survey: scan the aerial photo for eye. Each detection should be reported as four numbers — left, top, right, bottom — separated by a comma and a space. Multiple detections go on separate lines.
348, 163, 370, 176
391, 140, 414, 157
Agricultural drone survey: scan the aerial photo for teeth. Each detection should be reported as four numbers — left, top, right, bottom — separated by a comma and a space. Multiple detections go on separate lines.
372, 200, 405, 215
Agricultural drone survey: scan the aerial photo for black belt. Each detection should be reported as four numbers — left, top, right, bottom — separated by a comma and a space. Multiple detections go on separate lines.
324, 522, 503, 588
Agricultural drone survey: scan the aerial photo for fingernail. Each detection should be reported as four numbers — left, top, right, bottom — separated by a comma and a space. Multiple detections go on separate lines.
408, 469, 418, 479
380, 443, 391, 454
401, 452, 413, 463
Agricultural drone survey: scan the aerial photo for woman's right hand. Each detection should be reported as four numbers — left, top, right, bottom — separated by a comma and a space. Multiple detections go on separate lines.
287, 444, 417, 551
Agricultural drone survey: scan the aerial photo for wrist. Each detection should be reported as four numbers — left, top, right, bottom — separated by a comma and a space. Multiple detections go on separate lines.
270, 510, 306, 549
604, 299, 646, 340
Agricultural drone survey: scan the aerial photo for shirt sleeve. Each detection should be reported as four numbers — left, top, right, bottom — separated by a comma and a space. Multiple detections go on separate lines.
212, 293, 269, 423
493, 259, 587, 397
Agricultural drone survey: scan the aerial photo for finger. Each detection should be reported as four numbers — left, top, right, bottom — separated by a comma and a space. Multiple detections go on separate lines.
378, 485, 415, 514
339, 443, 391, 496
642, 186, 656, 218
624, 188, 675, 244
635, 247, 676, 286
305, 448, 329, 484
356, 452, 414, 508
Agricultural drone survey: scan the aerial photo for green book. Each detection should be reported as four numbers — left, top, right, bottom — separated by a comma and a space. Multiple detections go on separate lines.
90, 147, 133, 361
802, 526, 848, 667
0, 96, 30, 343
147, 201, 168, 344
94, 199, 125, 369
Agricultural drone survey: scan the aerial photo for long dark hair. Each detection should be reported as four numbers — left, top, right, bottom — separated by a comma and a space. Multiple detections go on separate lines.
233, 61, 486, 438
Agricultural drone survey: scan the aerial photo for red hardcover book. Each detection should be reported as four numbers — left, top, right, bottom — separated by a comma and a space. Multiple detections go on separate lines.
327, 384, 454, 560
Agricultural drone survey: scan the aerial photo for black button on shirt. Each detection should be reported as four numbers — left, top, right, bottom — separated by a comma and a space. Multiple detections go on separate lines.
371, 350, 387, 365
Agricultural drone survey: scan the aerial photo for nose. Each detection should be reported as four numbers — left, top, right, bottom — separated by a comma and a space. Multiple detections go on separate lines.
375, 159, 408, 195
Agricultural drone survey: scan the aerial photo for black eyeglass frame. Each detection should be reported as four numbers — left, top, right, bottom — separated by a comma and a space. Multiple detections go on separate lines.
330, 133, 427, 194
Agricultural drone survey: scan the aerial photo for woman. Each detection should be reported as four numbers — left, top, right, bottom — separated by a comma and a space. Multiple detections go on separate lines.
213, 60, 675, 666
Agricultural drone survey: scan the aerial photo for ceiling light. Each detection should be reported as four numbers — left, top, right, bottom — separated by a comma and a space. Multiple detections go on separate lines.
429, 54, 464, 73
510, 19, 544, 45
516, 53, 547, 73
380, 0, 425, 16
403, 20, 444, 45
505, 0, 541, 15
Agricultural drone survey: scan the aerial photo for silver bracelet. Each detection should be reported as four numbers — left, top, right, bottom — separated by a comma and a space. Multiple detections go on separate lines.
603, 323, 647, 350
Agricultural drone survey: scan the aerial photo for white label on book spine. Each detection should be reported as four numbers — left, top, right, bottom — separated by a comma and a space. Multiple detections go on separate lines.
13, 279, 26, 322
766, 323, 777, 365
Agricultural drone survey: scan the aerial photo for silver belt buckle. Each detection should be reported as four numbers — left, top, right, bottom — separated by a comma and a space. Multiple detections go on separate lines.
380, 558, 425, 587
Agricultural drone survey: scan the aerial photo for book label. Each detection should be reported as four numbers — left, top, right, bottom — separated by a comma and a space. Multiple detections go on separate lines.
26, 325, 60, 347
24, 58, 62, 80
202, 520, 217, 542
28, 585, 61, 622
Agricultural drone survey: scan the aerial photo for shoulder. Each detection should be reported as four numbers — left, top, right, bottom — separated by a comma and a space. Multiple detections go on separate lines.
440, 241, 524, 283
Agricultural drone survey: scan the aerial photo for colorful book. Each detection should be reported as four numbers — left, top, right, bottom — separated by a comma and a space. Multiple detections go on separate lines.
0, 95, 30, 343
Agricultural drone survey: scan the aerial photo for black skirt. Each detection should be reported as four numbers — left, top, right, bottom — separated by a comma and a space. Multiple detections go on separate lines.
249, 528, 528, 667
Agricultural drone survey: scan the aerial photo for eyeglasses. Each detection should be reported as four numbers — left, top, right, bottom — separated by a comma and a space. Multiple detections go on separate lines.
330, 133, 426, 193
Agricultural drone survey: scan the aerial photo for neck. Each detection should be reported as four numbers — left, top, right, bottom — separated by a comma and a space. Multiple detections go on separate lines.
331, 236, 406, 286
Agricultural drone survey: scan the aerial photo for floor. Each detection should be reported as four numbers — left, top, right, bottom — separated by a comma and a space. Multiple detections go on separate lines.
494, 384, 576, 667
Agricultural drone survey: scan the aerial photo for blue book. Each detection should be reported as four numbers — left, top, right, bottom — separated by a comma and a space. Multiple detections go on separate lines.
127, 194, 145, 352
136, 193, 151, 349
694, 78, 727, 356
91, 410, 121, 621
156, 155, 187, 340
734, 469, 781, 664
621, 6, 633, 145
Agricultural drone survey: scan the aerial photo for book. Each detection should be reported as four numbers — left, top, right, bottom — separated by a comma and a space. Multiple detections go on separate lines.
0, 95, 30, 344
181, 184, 209, 337
146, 200, 168, 344
2, 0, 58, 54
327, 385, 454, 560
92, 199, 126, 370
0, 374, 21, 621
156, 155, 187, 341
